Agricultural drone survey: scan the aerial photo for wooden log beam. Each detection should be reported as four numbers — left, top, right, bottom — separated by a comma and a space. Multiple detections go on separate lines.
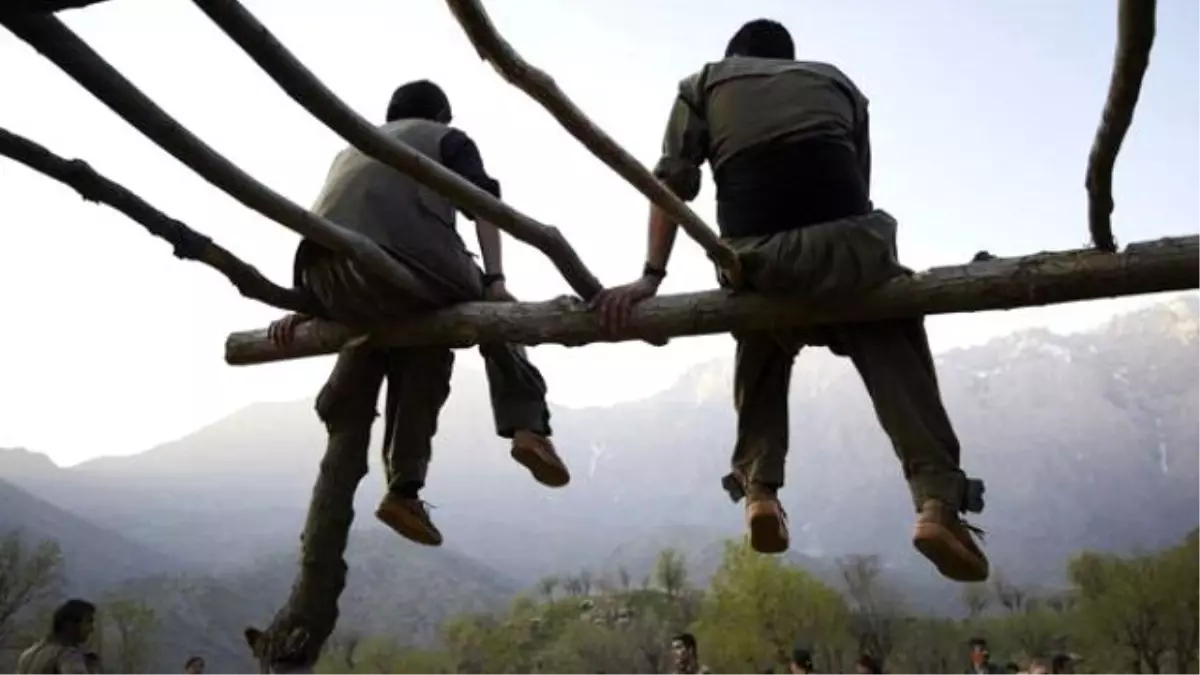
191, 0, 603, 301
0, 127, 314, 314
225, 234, 1199, 366
444, 0, 743, 286
0, 13, 432, 305
1085, 0, 1157, 253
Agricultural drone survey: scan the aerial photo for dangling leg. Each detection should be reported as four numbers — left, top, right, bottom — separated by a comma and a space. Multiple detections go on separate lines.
479, 342, 570, 487
834, 318, 989, 582
726, 330, 799, 554
374, 346, 454, 546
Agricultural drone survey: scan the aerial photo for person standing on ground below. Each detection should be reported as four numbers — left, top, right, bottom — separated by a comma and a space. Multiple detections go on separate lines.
1049, 653, 1076, 674
669, 633, 710, 674
789, 647, 815, 674
967, 637, 1004, 674
855, 653, 882, 674
16, 599, 99, 674
268, 79, 570, 547
592, 18, 989, 582
183, 655, 206, 673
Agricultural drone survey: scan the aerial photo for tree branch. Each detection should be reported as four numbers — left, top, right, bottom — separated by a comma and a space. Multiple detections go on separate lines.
1, 12, 434, 305
190, 0, 604, 301
1085, 0, 1157, 253
8, 0, 113, 12
226, 235, 1199, 366
444, 0, 743, 285
0, 127, 314, 314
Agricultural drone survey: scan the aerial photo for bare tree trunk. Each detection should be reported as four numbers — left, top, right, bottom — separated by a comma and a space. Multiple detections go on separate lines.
244, 422, 370, 673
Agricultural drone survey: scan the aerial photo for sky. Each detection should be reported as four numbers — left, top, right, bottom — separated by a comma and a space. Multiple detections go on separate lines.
0, 0, 1196, 466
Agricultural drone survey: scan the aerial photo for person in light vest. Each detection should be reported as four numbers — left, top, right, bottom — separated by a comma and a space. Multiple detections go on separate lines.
16, 599, 99, 674
268, 79, 569, 547
592, 19, 989, 582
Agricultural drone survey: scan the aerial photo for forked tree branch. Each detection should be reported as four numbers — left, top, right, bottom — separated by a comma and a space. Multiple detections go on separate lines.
190, 0, 604, 301
444, 0, 744, 286
0, 127, 314, 314
1085, 0, 1157, 253
1, 12, 433, 304
226, 235, 1199, 365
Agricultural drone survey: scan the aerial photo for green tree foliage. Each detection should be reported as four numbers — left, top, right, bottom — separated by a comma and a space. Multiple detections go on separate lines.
310, 530, 1197, 674
11, 528, 1197, 674
98, 594, 159, 674
1068, 529, 1199, 673
838, 553, 904, 666
693, 542, 853, 673
654, 548, 689, 599
0, 530, 64, 648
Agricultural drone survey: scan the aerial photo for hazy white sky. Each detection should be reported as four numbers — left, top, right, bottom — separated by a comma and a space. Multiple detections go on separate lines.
0, 0, 1195, 466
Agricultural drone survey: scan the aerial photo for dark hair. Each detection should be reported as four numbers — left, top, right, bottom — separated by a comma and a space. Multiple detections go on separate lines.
386, 80, 452, 123
856, 654, 882, 674
185, 655, 205, 668
725, 19, 795, 59
792, 647, 814, 670
1051, 653, 1074, 673
51, 599, 96, 639
968, 637, 989, 649
672, 632, 697, 652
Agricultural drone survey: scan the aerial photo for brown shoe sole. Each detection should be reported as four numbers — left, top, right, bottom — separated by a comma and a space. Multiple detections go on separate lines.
511, 445, 570, 488
376, 504, 442, 547
912, 521, 988, 582
747, 503, 789, 555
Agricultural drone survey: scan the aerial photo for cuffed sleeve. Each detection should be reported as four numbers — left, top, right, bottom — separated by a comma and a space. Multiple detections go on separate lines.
441, 128, 501, 221
652, 74, 709, 202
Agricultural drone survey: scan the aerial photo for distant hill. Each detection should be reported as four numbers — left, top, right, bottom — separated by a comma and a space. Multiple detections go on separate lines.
2, 295, 1197, 668
0, 477, 182, 591
110, 529, 518, 673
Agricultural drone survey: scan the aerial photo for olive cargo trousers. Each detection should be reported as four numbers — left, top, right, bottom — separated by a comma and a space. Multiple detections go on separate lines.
721, 210, 967, 511
300, 232, 550, 493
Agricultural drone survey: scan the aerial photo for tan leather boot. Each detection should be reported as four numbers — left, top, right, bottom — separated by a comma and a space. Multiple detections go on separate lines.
912, 499, 989, 582
746, 484, 790, 554
375, 494, 443, 547
511, 430, 571, 488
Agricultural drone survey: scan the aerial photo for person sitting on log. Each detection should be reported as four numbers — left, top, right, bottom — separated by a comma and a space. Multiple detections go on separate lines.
267, 79, 570, 547
592, 19, 989, 582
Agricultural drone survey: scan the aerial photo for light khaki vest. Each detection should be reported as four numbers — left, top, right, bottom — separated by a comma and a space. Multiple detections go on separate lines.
309, 118, 457, 260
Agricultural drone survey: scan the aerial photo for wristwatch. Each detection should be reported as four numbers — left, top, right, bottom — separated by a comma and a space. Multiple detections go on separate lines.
482, 273, 505, 287
642, 262, 667, 280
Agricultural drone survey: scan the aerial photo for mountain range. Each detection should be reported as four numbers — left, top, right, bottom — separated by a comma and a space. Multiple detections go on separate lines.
2, 294, 1197, 672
